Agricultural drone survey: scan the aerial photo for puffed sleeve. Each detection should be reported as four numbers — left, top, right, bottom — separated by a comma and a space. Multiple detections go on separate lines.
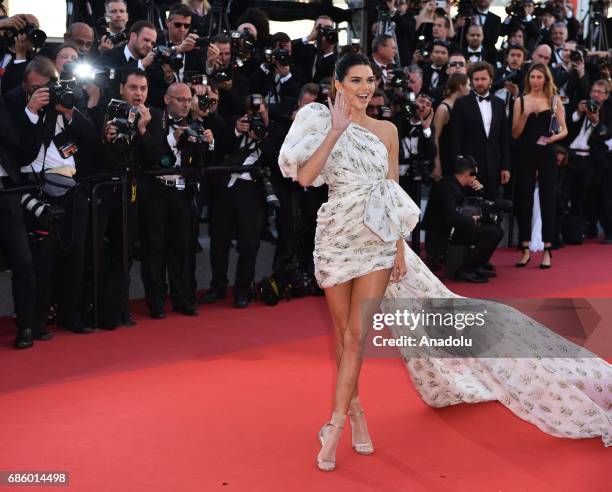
278, 102, 331, 187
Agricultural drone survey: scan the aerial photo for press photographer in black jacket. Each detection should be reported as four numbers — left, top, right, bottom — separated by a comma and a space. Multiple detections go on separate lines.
9, 56, 98, 335
422, 156, 504, 283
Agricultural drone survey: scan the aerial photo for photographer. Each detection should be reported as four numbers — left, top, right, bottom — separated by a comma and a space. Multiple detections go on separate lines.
371, 34, 398, 88
501, 0, 540, 52
0, 14, 43, 95
139, 82, 209, 318
8, 56, 97, 334
567, 80, 612, 240
492, 44, 526, 117
234, 23, 263, 78
97, 0, 130, 55
204, 94, 270, 308
422, 40, 449, 95
101, 20, 157, 99
291, 15, 337, 84
97, 67, 165, 328
250, 33, 301, 124
422, 156, 503, 283
0, 95, 36, 349
393, 92, 437, 196
552, 41, 589, 110
204, 34, 249, 121
453, 0, 501, 50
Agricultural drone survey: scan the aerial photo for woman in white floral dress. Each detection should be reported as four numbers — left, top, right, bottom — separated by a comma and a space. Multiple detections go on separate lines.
278, 54, 611, 472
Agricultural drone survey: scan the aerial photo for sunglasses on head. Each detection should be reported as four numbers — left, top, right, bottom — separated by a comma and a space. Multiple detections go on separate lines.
173, 22, 191, 29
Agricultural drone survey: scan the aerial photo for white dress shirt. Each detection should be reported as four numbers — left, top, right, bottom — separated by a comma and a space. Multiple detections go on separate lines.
227, 129, 261, 188
20, 108, 76, 173
475, 92, 493, 137
569, 111, 593, 155
124, 45, 145, 71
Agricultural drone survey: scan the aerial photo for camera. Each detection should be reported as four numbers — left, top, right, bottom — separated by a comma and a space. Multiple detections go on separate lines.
462, 197, 513, 226
186, 73, 207, 86
248, 112, 267, 139
405, 156, 433, 182
108, 31, 128, 46
569, 50, 583, 64
256, 165, 280, 209
316, 25, 338, 45
20, 193, 65, 231
264, 48, 291, 67
399, 92, 418, 119
177, 122, 207, 151
349, 38, 361, 54
586, 99, 599, 114
390, 68, 409, 89
95, 17, 128, 46
197, 93, 214, 110
5, 22, 47, 49
154, 45, 183, 71
415, 35, 430, 58
62, 62, 115, 89
505, 0, 527, 19
193, 35, 211, 49
491, 69, 521, 92
234, 28, 256, 52
103, 99, 141, 151
45, 79, 76, 110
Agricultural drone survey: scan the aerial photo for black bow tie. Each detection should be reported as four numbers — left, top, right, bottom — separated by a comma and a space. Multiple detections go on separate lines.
477, 95, 491, 102
469, 50, 482, 55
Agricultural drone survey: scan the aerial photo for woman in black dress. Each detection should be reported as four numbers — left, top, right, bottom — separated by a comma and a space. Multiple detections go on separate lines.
512, 63, 568, 269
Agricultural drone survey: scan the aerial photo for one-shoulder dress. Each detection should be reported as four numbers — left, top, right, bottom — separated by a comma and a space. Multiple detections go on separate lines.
279, 102, 611, 447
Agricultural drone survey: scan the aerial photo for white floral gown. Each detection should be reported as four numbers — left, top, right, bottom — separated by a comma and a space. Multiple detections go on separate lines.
278, 102, 611, 447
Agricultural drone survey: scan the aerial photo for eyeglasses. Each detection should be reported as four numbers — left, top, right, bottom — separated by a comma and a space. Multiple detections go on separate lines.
172, 22, 191, 30
449, 61, 466, 67
167, 95, 193, 104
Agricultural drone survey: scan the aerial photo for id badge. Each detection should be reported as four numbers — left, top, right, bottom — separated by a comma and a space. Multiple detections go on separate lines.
53, 131, 79, 159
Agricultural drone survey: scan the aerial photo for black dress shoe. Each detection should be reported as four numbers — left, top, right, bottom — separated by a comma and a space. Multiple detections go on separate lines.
482, 262, 496, 272
149, 308, 166, 319
14, 329, 34, 349
475, 267, 497, 278
601, 236, 612, 245
121, 312, 137, 327
234, 295, 251, 308
455, 271, 489, 283
61, 324, 94, 334
173, 305, 199, 316
32, 328, 54, 340
199, 289, 225, 304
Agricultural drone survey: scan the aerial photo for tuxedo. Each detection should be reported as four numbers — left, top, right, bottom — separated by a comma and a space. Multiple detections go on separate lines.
422, 63, 448, 96
249, 64, 301, 124
290, 38, 336, 84
463, 45, 497, 65
449, 91, 510, 200
0, 51, 35, 95
473, 10, 502, 48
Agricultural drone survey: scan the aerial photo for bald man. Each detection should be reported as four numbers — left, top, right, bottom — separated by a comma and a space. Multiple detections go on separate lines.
64, 22, 94, 56
140, 82, 205, 319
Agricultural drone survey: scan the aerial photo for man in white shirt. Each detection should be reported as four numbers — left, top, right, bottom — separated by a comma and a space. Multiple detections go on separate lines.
15, 56, 98, 336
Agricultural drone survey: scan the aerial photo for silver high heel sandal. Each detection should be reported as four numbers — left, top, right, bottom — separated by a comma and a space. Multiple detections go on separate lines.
316, 412, 345, 471
349, 398, 374, 455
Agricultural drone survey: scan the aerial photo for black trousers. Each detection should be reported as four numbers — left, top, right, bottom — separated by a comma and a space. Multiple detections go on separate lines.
29, 187, 89, 331
140, 180, 197, 310
0, 188, 36, 332
209, 179, 265, 296
271, 177, 297, 271
93, 183, 138, 327
450, 222, 504, 270
515, 144, 557, 243
567, 154, 595, 227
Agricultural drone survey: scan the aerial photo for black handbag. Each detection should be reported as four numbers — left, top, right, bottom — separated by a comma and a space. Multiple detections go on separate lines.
548, 95, 561, 135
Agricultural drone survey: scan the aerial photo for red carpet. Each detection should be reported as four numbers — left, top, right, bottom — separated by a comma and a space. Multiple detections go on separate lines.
0, 242, 610, 491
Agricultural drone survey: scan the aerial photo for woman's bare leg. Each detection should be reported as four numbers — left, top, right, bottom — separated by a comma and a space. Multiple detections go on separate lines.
317, 268, 391, 466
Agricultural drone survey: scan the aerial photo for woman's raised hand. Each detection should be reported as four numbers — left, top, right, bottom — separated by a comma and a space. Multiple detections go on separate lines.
327, 90, 352, 134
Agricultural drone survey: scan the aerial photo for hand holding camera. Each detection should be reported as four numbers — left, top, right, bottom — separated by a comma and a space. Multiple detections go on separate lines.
236, 116, 250, 134
98, 35, 114, 53
177, 33, 199, 54
137, 105, 151, 136
0, 14, 27, 31
27, 87, 50, 113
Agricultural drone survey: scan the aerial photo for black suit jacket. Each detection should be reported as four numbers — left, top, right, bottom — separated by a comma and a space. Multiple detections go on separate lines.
567, 102, 612, 162
0, 96, 23, 183
291, 39, 336, 84
422, 63, 448, 96
449, 92, 510, 185
481, 12, 502, 49
422, 176, 476, 236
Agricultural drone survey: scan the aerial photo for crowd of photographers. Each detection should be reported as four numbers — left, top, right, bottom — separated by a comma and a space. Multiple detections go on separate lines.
0, 0, 610, 349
